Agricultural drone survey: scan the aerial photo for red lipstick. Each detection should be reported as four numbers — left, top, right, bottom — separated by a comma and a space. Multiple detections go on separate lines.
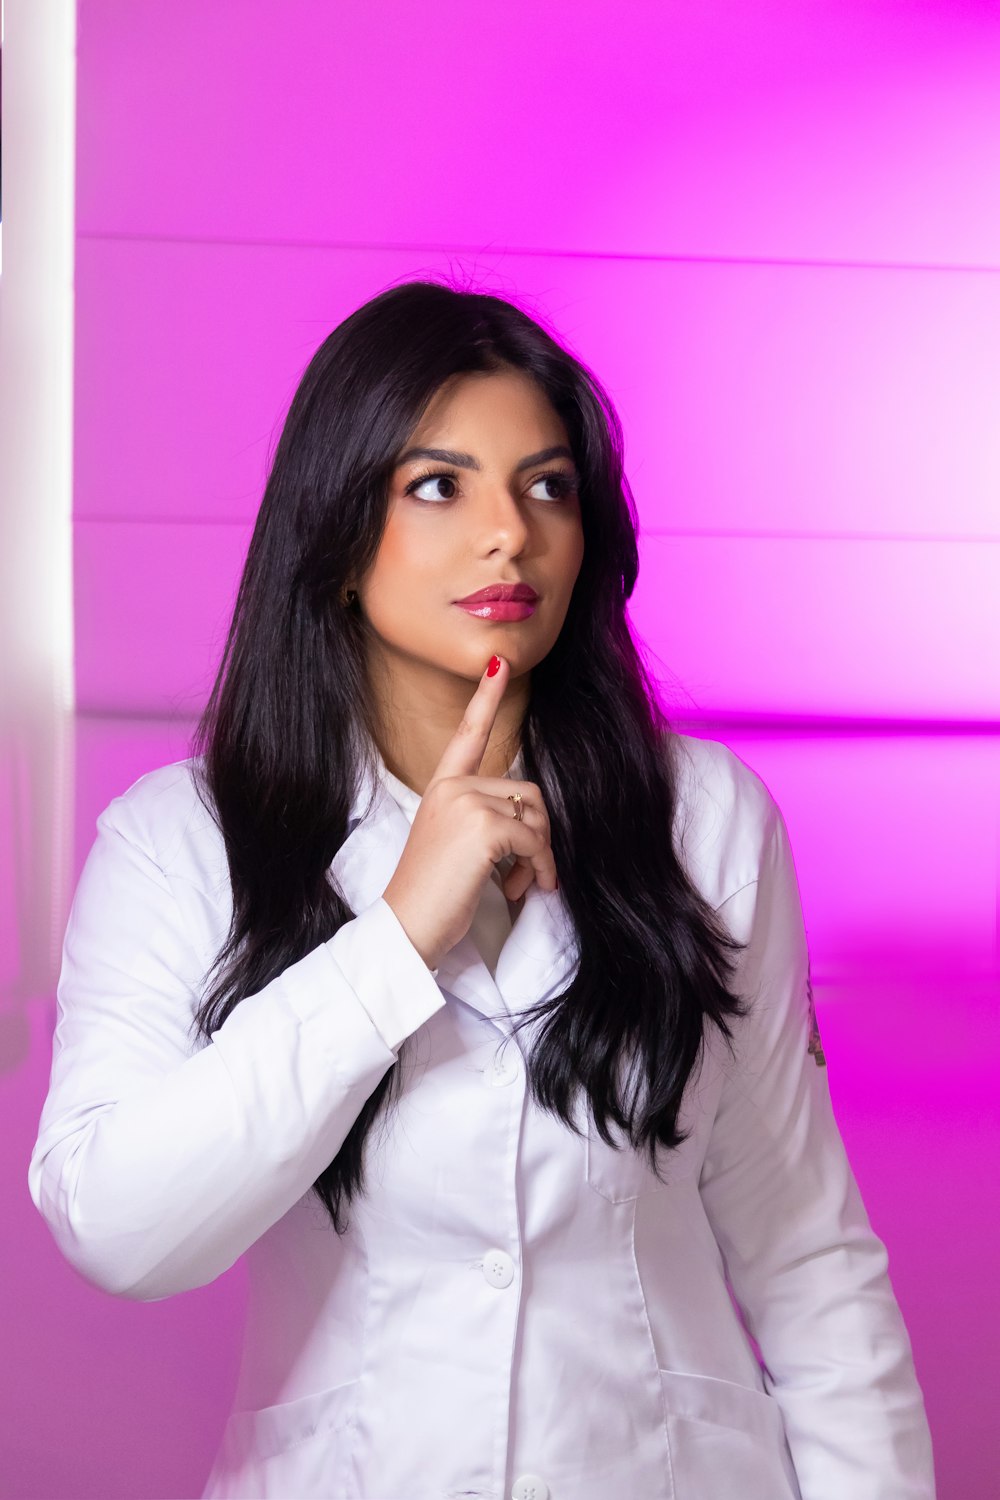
454, 583, 538, 622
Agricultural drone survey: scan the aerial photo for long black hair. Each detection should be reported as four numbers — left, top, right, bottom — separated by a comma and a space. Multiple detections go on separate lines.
191, 279, 746, 1231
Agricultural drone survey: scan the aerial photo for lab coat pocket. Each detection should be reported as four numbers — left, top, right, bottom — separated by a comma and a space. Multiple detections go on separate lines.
203, 1380, 359, 1500
658, 1370, 801, 1500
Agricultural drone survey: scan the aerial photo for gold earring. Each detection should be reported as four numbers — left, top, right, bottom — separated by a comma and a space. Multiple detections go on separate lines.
340, 586, 358, 607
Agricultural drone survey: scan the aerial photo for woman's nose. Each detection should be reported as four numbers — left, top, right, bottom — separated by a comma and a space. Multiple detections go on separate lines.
477, 485, 530, 553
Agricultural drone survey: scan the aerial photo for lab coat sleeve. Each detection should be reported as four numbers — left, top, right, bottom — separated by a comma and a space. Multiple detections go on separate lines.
697, 802, 936, 1500
28, 790, 446, 1302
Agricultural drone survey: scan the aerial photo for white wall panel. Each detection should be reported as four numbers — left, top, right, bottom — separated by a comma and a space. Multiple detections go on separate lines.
633, 534, 1000, 720
75, 239, 1000, 539
74, 520, 999, 725
74, 520, 251, 716
76, 0, 1000, 269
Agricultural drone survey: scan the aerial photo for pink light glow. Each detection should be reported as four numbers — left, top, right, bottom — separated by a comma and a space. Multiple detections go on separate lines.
4, 2, 998, 1496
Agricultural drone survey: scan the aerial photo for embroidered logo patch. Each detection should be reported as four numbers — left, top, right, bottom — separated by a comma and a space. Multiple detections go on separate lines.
806, 965, 826, 1067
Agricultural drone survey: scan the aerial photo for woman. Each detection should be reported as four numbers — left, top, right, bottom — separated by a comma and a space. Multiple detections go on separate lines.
29, 281, 935, 1499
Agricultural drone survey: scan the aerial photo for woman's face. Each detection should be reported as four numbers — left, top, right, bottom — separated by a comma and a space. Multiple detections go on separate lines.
355, 367, 586, 689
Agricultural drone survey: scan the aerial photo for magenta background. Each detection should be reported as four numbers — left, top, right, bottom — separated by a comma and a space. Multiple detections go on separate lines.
4, 2, 999, 1495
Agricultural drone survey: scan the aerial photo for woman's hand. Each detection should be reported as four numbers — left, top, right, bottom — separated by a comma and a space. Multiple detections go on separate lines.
381, 654, 558, 973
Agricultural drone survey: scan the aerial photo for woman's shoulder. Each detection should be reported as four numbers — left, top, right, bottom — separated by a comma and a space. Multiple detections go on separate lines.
663, 731, 781, 909
95, 756, 227, 893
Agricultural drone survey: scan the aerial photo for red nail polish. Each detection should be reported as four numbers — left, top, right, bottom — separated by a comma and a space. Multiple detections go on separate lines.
486, 655, 501, 677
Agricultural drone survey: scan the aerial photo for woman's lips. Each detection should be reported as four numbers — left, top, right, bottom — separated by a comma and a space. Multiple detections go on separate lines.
454, 584, 538, 621
454, 599, 537, 621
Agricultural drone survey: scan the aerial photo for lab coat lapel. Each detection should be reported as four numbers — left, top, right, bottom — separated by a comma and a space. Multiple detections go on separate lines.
494, 883, 579, 1012
331, 764, 580, 1032
433, 884, 580, 1034
329, 771, 410, 914
424, 878, 580, 1035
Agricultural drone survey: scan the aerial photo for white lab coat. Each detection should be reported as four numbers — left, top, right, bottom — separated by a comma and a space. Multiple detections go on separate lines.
28, 732, 935, 1500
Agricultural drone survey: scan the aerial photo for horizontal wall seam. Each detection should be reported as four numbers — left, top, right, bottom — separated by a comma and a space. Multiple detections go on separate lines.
75, 229, 1000, 278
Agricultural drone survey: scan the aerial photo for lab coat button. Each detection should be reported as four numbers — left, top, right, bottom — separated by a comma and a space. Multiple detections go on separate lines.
482, 1249, 516, 1288
488, 1051, 519, 1086
511, 1476, 548, 1500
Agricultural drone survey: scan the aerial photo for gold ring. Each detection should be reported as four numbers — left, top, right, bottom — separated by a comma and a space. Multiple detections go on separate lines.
507, 792, 524, 822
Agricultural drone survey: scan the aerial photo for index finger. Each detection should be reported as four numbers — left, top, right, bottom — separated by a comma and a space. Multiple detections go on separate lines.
429, 654, 509, 783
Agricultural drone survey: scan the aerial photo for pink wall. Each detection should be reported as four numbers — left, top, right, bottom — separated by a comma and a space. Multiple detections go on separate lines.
3, 2, 998, 1496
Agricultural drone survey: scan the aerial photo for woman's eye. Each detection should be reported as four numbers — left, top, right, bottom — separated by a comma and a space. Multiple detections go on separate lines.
408, 473, 459, 502
528, 472, 577, 501
405, 469, 577, 503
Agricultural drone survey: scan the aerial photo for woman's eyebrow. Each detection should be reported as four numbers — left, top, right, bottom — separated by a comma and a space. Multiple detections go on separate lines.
515, 445, 575, 471
396, 446, 480, 470
395, 444, 575, 471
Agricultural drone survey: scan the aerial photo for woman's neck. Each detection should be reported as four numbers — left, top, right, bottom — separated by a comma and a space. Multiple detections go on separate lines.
365, 646, 529, 796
